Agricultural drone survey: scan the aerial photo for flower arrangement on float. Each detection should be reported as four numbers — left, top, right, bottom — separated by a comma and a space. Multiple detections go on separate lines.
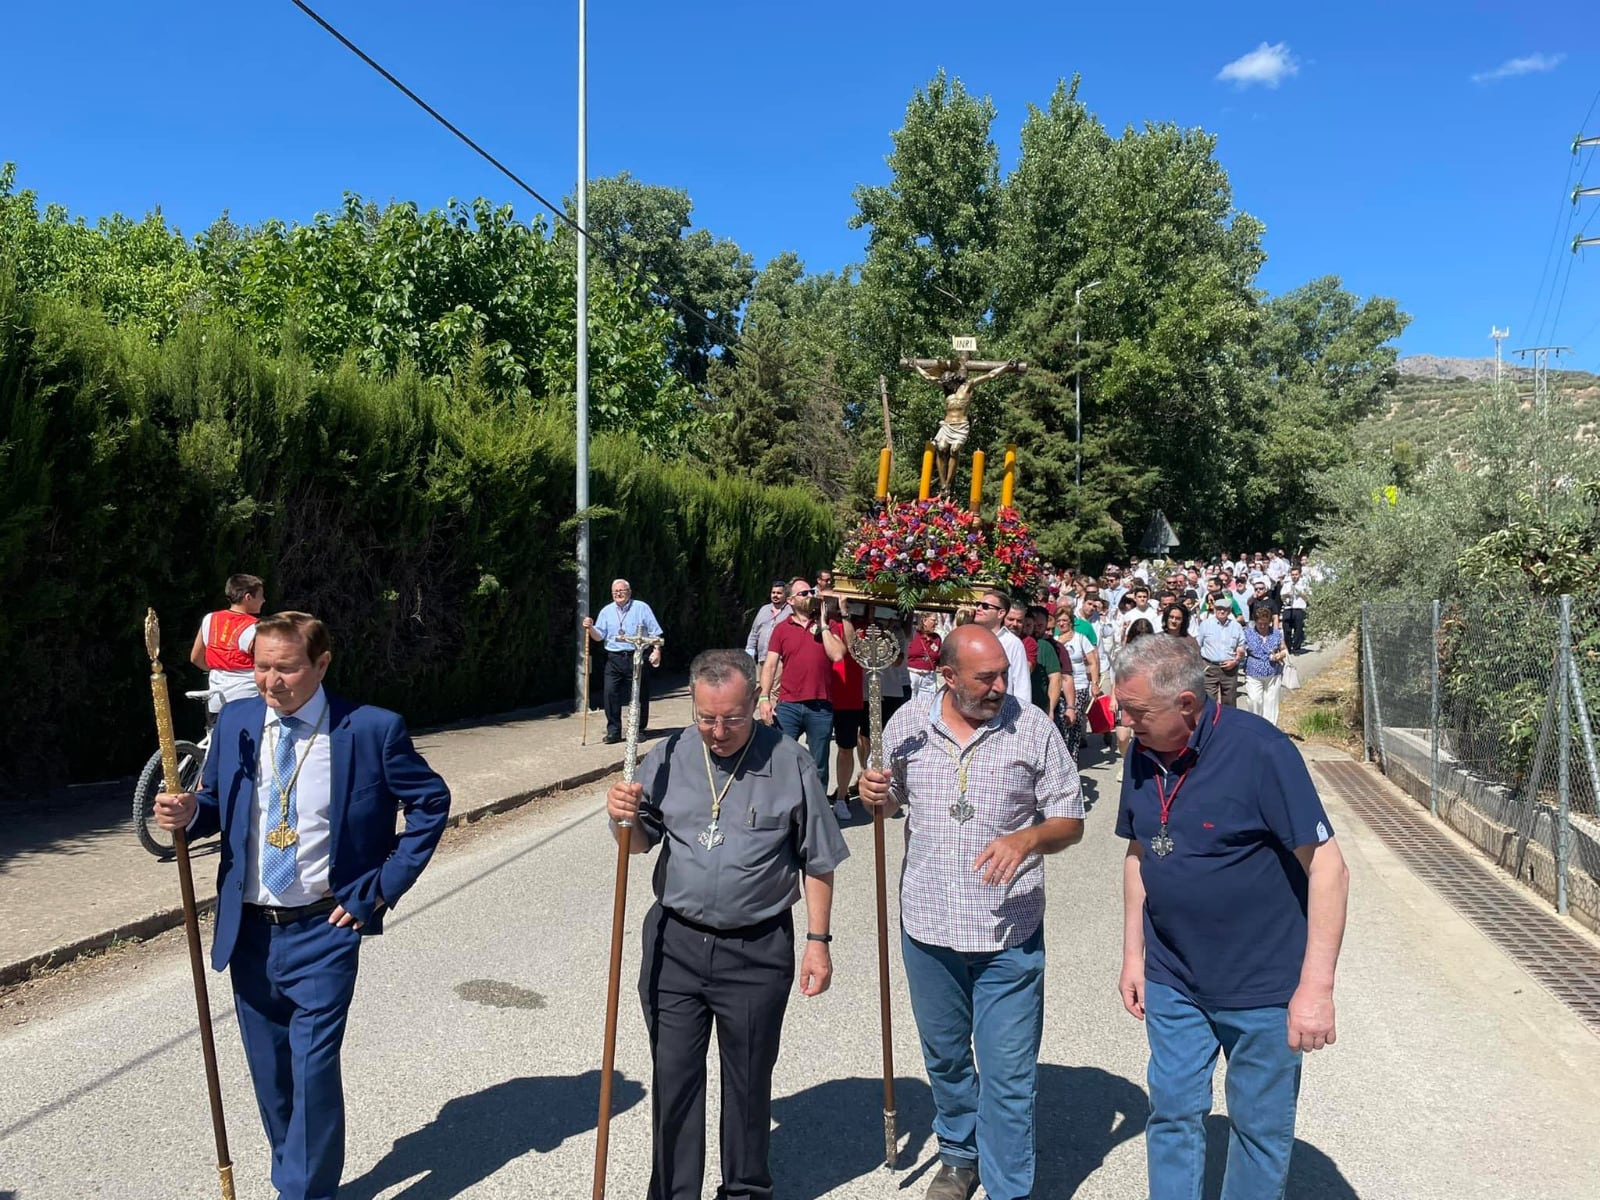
839, 498, 986, 606
834, 490, 1044, 611
986, 506, 1043, 595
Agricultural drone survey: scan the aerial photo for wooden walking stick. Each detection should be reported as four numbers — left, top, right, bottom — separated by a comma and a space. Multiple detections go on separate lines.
850, 623, 901, 1168
581, 629, 592, 745
592, 631, 663, 1200
145, 609, 236, 1200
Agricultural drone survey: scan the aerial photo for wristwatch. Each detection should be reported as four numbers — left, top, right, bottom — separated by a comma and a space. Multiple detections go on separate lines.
805, 931, 833, 944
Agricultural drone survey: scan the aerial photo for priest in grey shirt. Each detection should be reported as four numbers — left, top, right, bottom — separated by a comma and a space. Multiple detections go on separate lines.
608, 647, 848, 1200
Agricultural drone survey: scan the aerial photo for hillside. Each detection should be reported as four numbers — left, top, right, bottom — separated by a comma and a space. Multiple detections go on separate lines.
1361, 357, 1600, 463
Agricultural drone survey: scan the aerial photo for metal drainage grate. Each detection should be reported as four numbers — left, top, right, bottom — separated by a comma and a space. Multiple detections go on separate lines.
1314, 759, 1600, 1035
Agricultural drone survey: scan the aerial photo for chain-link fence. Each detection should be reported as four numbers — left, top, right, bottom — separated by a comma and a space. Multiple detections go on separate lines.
1361, 597, 1600, 924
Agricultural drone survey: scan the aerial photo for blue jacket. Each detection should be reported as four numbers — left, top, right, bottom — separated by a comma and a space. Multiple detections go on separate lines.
190, 693, 451, 971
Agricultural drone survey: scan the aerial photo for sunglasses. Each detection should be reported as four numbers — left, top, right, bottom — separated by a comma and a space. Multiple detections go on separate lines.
975, 601, 1005, 612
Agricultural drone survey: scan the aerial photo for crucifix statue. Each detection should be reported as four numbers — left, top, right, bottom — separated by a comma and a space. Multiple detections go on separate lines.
899, 347, 1027, 494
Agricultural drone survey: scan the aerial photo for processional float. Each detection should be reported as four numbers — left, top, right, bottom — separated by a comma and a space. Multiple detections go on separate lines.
832, 338, 1044, 1170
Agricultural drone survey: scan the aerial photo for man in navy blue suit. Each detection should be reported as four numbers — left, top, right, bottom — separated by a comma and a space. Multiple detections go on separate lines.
156, 611, 451, 1200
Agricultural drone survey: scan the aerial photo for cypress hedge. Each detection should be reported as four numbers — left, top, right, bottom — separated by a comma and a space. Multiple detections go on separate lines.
0, 282, 837, 788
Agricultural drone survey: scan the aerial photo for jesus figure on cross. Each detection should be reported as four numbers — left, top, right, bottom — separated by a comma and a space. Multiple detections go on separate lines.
900, 355, 1027, 494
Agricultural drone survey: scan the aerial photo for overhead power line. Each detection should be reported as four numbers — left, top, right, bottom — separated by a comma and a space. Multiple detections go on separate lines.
1525, 88, 1600, 347
288, 0, 863, 412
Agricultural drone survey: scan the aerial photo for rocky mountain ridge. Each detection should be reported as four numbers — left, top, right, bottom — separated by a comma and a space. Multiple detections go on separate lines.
1398, 354, 1599, 387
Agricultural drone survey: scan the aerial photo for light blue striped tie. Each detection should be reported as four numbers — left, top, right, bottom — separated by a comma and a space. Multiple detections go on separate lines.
260, 715, 302, 896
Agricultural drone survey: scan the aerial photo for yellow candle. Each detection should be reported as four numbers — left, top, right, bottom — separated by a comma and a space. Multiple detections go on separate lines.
969, 450, 986, 513
875, 447, 892, 499
919, 442, 935, 500
1000, 445, 1017, 510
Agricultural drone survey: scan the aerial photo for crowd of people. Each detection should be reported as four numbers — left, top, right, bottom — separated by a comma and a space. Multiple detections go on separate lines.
153, 552, 1343, 1200
725, 549, 1324, 817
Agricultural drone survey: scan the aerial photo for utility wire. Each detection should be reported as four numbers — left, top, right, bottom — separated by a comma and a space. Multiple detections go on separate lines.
288, 0, 863, 411
1516, 83, 1593, 347
1553, 204, 1600, 330
1544, 148, 1600, 346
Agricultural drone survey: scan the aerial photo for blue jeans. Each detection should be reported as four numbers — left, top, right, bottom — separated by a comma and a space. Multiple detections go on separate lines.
775, 700, 833, 791
1144, 981, 1301, 1200
901, 927, 1045, 1200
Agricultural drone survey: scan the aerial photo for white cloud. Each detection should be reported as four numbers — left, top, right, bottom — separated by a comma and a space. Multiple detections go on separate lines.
1216, 42, 1299, 90
1471, 52, 1565, 84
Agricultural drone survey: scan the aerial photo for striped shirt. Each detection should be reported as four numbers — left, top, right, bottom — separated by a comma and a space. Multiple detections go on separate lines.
884, 689, 1084, 952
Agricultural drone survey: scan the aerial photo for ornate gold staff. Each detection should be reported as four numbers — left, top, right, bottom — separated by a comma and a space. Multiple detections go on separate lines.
850, 623, 901, 1168
592, 631, 663, 1199
145, 609, 236, 1200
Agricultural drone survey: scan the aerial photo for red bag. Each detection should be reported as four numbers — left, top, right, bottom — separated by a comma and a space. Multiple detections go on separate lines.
1087, 694, 1116, 734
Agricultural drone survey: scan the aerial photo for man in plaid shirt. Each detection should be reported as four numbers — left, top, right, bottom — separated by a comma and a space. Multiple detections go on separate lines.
859, 625, 1085, 1200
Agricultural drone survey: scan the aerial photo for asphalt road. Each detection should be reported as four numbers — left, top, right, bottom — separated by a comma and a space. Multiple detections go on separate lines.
4, 742, 1600, 1199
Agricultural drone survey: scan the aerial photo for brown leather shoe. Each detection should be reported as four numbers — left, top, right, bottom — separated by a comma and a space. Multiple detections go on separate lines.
925, 1163, 979, 1200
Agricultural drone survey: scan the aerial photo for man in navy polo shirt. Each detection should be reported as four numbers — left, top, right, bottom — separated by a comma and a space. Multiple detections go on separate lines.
1112, 635, 1349, 1200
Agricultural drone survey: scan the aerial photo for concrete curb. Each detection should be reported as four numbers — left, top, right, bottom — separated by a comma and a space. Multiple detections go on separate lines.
0, 753, 631, 989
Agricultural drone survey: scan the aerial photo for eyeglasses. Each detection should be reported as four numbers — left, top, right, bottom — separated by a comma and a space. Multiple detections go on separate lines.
693, 712, 753, 731
974, 601, 1005, 611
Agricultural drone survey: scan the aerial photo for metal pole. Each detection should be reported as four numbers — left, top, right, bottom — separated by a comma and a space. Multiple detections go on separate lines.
1566, 642, 1600, 816
1557, 595, 1573, 916
1360, 603, 1372, 763
1072, 280, 1101, 506
1073, 292, 1082, 498
1429, 599, 1441, 816
1361, 604, 1388, 769
574, 0, 591, 712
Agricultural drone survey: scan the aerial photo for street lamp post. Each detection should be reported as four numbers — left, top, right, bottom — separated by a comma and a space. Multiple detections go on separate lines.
574, 0, 590, 713
1073, 279, 1102, 498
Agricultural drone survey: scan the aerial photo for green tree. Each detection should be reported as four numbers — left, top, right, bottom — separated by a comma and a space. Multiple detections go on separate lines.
708, 254, 853, 500
569, 172, 754, 387
851, 70, 1004, 472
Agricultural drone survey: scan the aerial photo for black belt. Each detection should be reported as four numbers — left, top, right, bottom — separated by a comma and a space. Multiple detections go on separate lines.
663, 906, 790, 940
243, 897, 338, 925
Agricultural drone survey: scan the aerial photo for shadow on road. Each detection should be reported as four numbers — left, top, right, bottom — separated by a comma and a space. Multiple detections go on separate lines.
1203, 1114, 1356, 1199
770, 1068, 1354, 1198
0, 784, 129, 873
1079, 772, 1102, 815
771, 1075, 935, 1197
1034, 1064, 1149, 1196
770, 1065, 1148, 1198
339, 1070, 644, 1200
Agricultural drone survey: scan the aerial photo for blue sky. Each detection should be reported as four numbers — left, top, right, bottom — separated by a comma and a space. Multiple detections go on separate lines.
6, 1, 1599, 370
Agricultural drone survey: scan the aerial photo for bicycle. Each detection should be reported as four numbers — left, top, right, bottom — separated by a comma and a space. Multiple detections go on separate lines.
131, 688, 216, 859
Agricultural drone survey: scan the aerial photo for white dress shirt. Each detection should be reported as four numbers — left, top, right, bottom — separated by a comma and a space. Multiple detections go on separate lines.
995, 627, 1033, 709
247, 687, 335, 906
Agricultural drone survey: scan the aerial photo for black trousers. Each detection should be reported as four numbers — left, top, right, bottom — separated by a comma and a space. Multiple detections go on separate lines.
639, 904, 794, 1200
1283, 609, 1306, 653
604, 649, 651, 738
